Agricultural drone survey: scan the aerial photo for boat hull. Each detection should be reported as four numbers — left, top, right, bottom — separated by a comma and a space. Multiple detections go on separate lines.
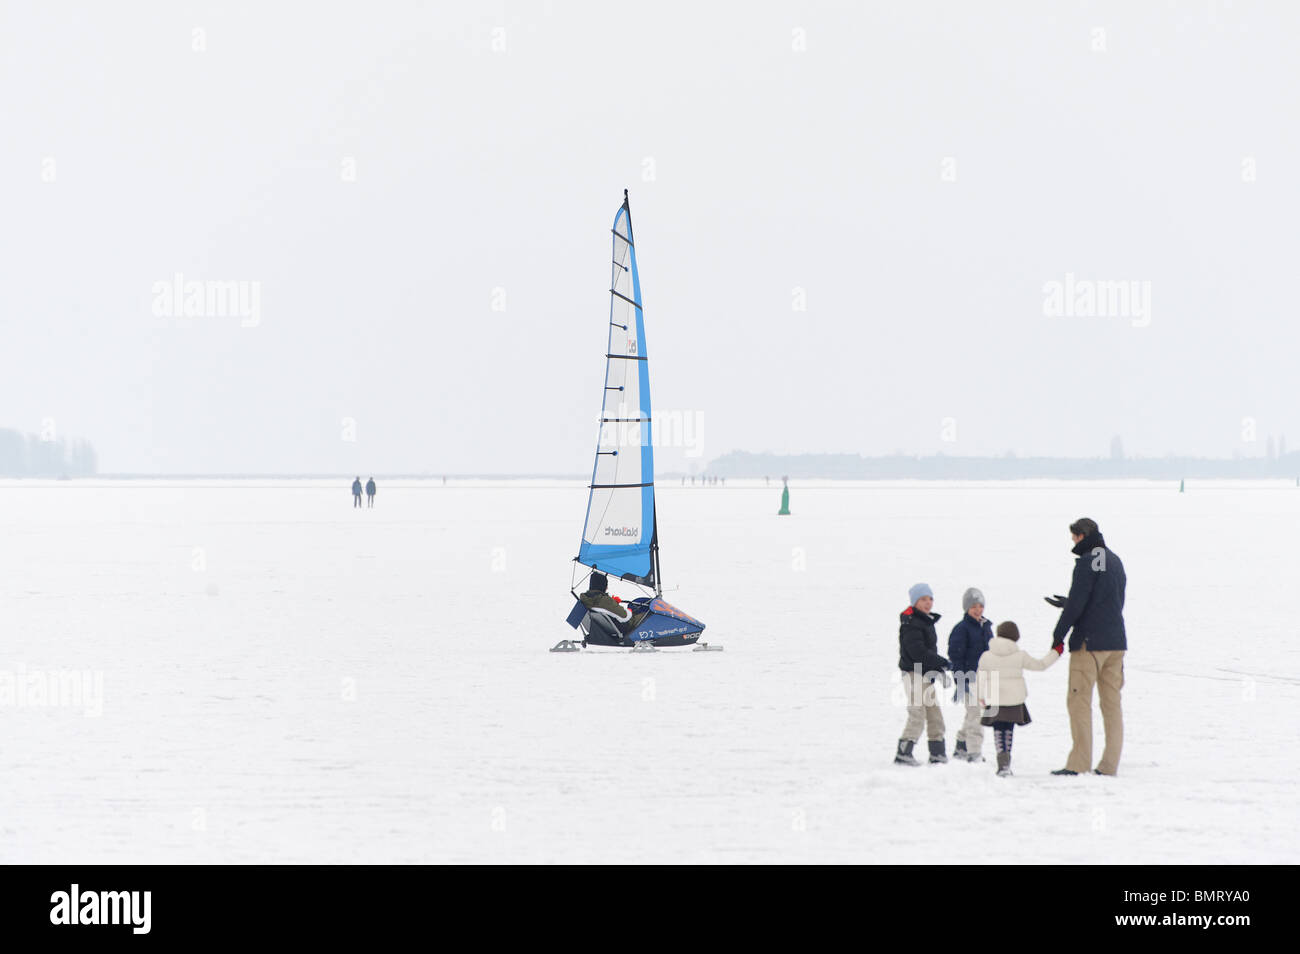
572, 597, 705, 648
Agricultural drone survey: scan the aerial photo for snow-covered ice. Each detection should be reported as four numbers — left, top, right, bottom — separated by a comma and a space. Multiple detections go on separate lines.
1, 478, 1295, 863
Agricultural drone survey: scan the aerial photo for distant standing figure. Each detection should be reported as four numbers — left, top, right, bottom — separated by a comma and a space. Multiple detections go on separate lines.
351, 477, 363, 508
365, 477, 376, 508
1047, 517, 1128, 776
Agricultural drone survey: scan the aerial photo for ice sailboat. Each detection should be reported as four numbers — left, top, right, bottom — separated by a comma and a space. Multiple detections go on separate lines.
553, 190, 716, 653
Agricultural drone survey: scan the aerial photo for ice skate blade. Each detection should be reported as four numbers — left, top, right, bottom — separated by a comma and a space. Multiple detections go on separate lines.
692, 642, 724, 652
550, 639, 583, 653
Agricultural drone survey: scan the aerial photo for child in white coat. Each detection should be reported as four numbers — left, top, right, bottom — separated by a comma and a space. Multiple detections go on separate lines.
976, 621, 1063, 776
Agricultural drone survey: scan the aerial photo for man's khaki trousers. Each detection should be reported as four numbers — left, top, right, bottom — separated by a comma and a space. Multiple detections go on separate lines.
1066, 648, 1125, 774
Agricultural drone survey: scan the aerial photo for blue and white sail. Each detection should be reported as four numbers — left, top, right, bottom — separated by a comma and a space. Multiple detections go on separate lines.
577, 191, 658, 589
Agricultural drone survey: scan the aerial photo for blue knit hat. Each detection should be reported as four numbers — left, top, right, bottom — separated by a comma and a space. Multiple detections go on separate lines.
908, 582, 933, 605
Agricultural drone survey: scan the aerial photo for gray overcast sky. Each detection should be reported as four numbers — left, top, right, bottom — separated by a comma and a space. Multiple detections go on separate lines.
2, 1, 1297, 474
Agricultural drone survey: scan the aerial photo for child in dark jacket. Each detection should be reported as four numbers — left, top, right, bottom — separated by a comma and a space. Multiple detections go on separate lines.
894, 583, 952, 766
948, 587, 994, 762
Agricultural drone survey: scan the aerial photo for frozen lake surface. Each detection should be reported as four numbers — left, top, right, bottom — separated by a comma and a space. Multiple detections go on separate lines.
1, 478, 1296, 863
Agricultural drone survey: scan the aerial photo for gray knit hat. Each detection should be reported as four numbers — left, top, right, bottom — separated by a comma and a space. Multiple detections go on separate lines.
962, 587, 985, 612
908, 582, 933, 605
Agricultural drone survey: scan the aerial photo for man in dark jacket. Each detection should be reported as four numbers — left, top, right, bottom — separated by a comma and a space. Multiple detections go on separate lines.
351, 477, 363, 508
1047, 517, 1127, 776
895, 583, 952, 766
365, 477, 376, 508
578, 571, 647, 634
948, 587, 994, 762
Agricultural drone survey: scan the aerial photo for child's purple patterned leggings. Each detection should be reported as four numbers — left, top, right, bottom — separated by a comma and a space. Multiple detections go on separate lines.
992, 721, 1015, 753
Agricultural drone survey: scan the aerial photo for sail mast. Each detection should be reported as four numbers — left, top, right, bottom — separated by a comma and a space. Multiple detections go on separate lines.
651, 502, 662, 598
624, 189, 663, 598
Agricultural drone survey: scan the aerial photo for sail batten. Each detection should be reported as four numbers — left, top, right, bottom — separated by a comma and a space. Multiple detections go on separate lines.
576, 193, 657, 587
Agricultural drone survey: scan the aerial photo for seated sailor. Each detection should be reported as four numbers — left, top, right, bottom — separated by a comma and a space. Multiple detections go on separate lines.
578, 571, 647, 633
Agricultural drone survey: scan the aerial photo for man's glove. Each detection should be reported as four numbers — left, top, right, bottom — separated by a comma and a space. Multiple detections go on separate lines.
1052, 643, 1065, 656
1044, 594, 1068, 608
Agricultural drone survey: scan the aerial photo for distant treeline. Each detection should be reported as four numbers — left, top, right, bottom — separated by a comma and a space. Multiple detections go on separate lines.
0, 428, 98, 477
706, 450, 1300, 480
